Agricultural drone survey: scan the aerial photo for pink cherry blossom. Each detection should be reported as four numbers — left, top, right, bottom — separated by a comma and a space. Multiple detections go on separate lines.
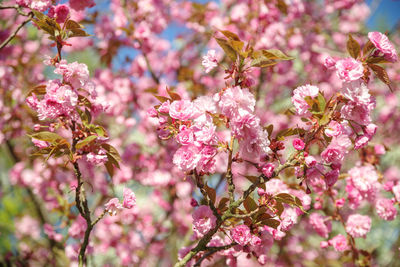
292, 138, 305, 150
375, 198, 397, 221
335, 58, 364, 82
291, 84, 319, 116
329, 234, 350, 252
173, 145, 200, 172
231, 224, 252, 246
122, 188, 136, 209
192, 205, 217, 237
309, 213, 332, 238
105, 198, 123, 216
345, 214, 371, 238
169, 100, 195, 121
368, 31, 398, 62
202, 50, 218, 73
324, 121, 343, 137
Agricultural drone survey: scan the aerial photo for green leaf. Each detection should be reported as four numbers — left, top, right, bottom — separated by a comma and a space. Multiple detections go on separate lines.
76, 135, 97, 150
219, 30, 240, 41
65, 19, 82, 30
32, 10, 45, 20
243, 196, 258, 212
347, 34, 360, 59
68, 28, 90, 37
101, 144, 122, 164
29, 132, 64, 143
215, 37, 237, 61
262, 49, 294, 61
317, 92, 326, 112
366, 56, 389, 64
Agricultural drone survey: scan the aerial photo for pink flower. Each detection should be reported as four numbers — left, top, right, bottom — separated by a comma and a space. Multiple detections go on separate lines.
392, 184, 400, 203
105, 198, 122, 216
69, 0, 95, 11
85, 149, 108, 165
354, 135, 369, 149
329, 234, 350, 252
321, 135, 351, 164
158, 100, 170, 113
347, 164, 379, 197
309, 213, 332, 238
261, 163, 275, 178
192, 205, 217, 237
292, 138, 305, 150
368, 32, 398, 62
305, 155, 317, 167
32, 138, 49, 149
176, 125, 194, 145
173, 145, 200, 172
291, 84, 319, 116
375, 198, 397, 221
336, 198, 345, 208
324, 56, 337, 69
345, 214, 371, 238
169, 100, 195, 121
335, 58, 364, 82
374, 144, 386, 155
122, 188, 136, 209
54, 61, 89, 89
202, 50, 218, 73
218, 86, 255, 118
342, 81, 371, 105
54, 4, 70, 24
231, 224, 252, 246
364, 123, 377, 138
325, 121, 343, 137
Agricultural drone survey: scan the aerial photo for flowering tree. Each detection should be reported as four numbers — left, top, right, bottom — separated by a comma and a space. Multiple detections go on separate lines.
1, 0, 400, 266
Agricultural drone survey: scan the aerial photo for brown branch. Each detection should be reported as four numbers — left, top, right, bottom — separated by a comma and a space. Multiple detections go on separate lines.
193, 243, 236, 267
0, 12, 33, 50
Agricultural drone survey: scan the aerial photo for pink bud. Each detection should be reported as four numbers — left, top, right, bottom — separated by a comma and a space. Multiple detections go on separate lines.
33, 124, 41, 131
190, 198, 198, 207
147, 107, 158, 117
261, 163, 275, 178
354, 135, 369, 149
374, 144, 386, 155
335, 198, 345, 208
257, 188, 266, 196
305, 155, 317, 167
292, 138, 305, 150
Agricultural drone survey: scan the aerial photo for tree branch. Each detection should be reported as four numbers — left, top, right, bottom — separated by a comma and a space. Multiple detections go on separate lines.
0, 12, 33, 50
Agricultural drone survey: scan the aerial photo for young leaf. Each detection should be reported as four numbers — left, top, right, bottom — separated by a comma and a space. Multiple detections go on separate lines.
261, 218, 280, 229
65, 20, 82, 30
166, 88, 181, 101
262, 49, 294, 61
154, 95, 171, 103
243, 196, 258, 212
368, 63, 393, 91
204, 183, 216, 204
347, 34, 360, 59
215, 37, 237, 61
219, 30, 240, 41
29, 132, 64, 143
76, 135, 97, 150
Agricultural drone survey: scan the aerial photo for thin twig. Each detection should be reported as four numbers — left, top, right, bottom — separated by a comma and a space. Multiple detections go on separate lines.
0, 12, 33, 50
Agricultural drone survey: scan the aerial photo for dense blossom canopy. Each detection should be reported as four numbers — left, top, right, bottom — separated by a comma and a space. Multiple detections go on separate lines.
0, 0, 400, 267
